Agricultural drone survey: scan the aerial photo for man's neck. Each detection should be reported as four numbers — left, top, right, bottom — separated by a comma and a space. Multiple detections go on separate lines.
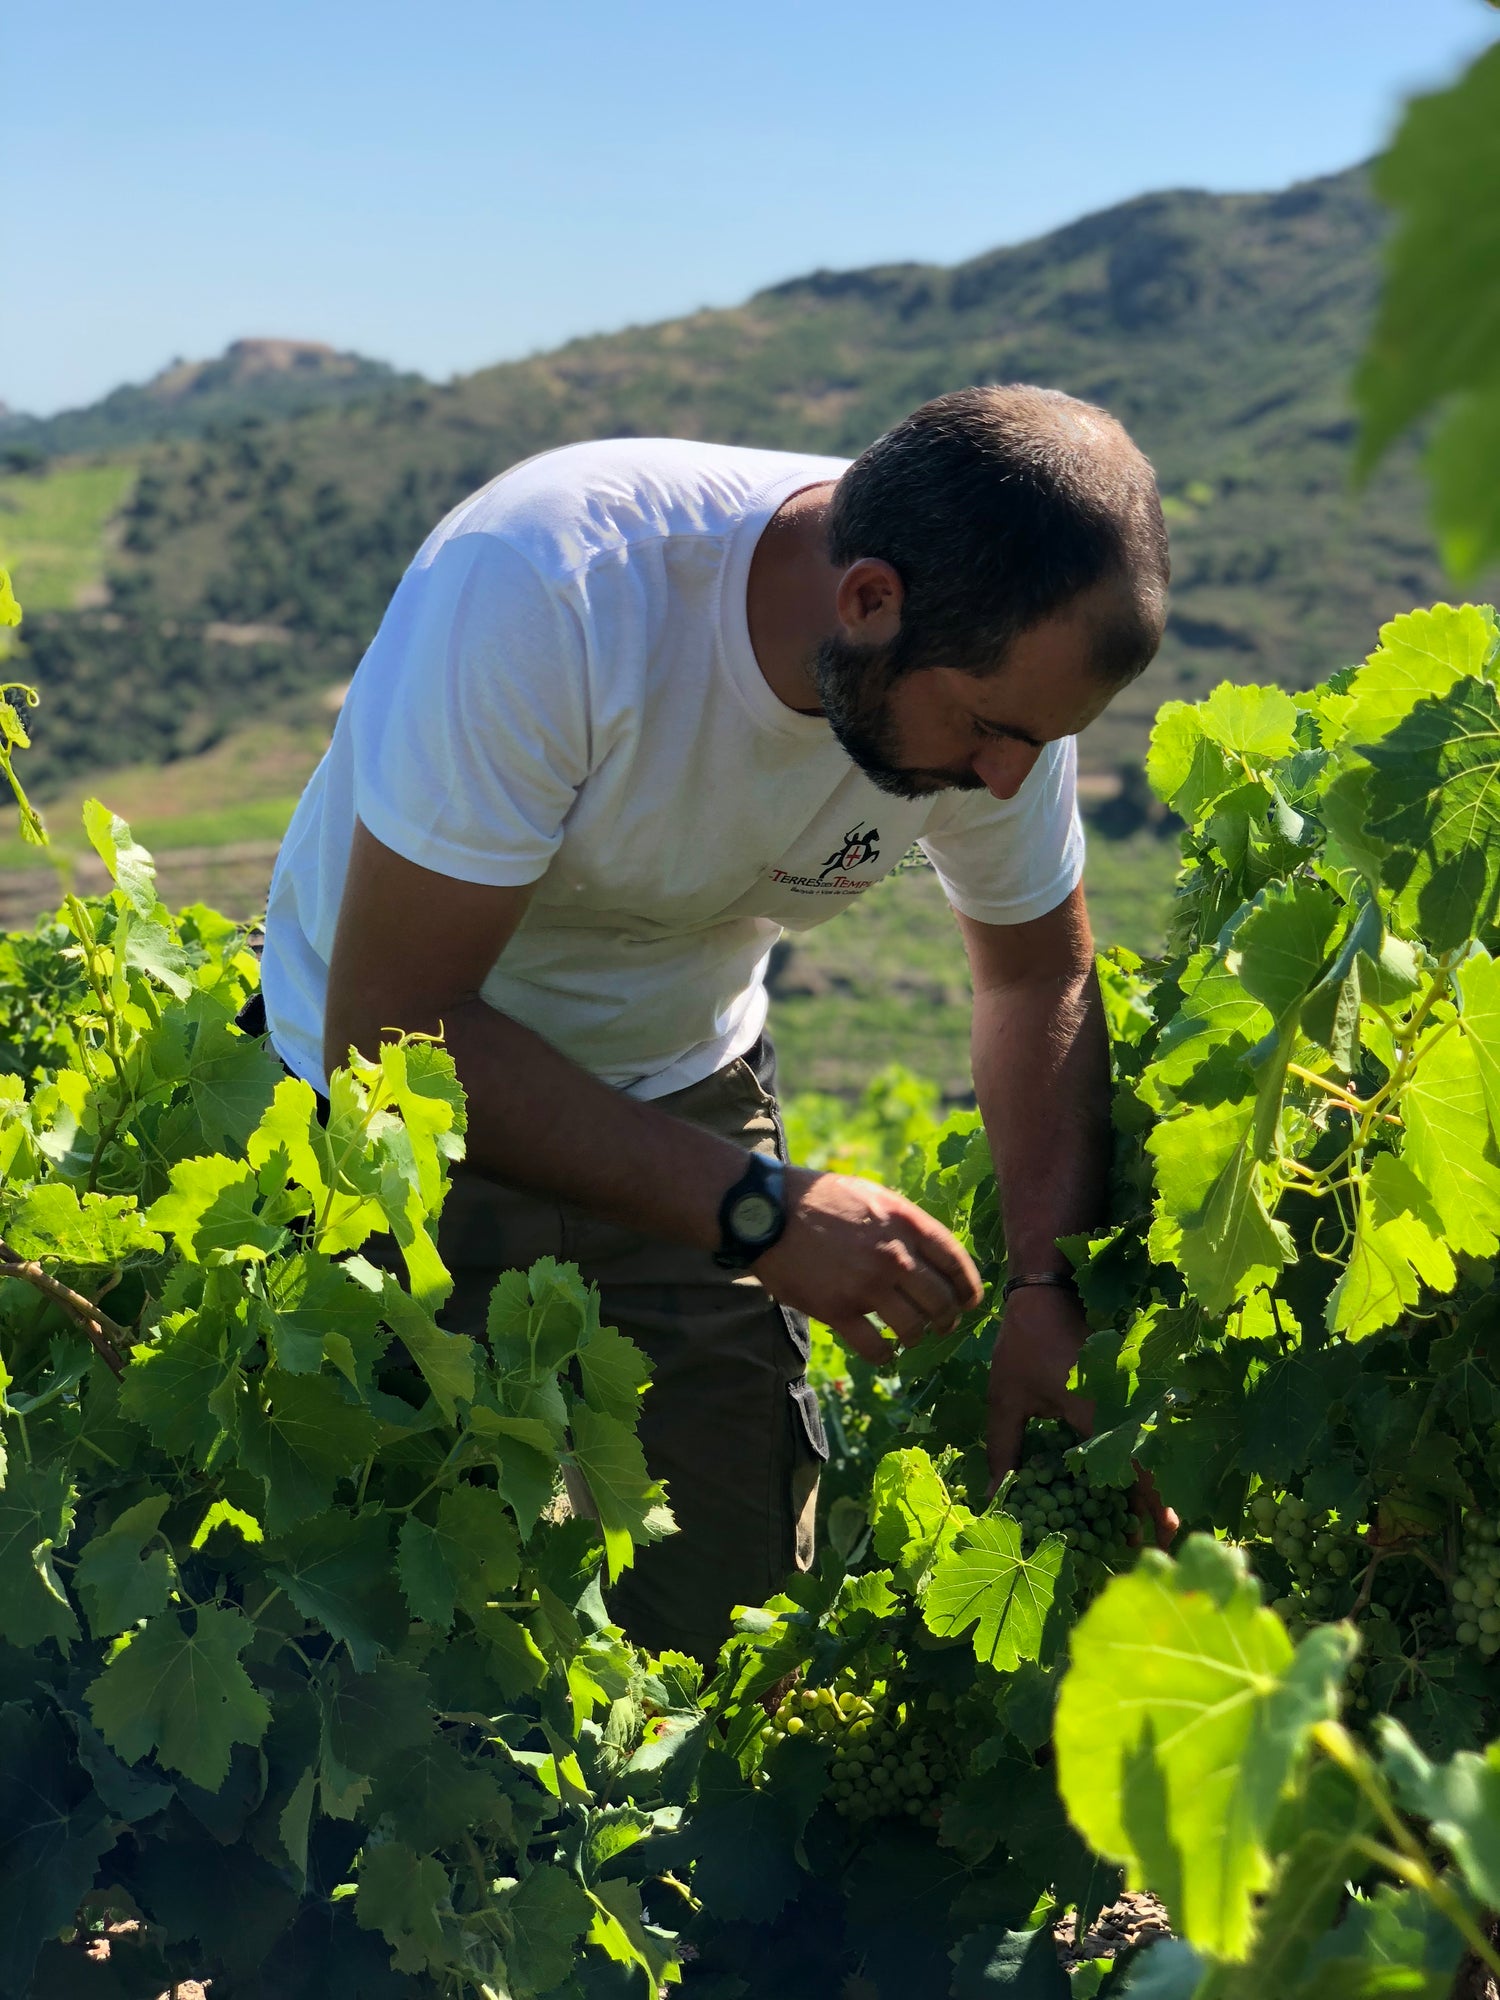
745, 482, 840, 715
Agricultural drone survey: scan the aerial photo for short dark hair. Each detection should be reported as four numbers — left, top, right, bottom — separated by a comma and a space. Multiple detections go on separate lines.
826, 384, 1169, 682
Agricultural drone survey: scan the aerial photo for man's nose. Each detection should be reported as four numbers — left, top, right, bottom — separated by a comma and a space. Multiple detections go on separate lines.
971, 739, 1041, 800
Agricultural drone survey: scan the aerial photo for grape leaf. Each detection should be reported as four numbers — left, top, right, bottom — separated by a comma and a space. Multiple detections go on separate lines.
1053, 1537, 1354, 1961
922, 1515, 1064, 1671
86, 1607, 270, 1788
0, 1705, 116, 2000
1401, 1026, 1500, 1257
494, 1862, 593, 1996
1455, 950, 1500, 1147
1233, 881, 1340, 1023
367, 1729, 507, 1848
1326, 1153, 1457, 1339
569, 1401, 675, 1583
317, 1655, 434, 1795
1377, 1721, 1500, 1908
240, 1370, 379, 1534
146, 1155, 282, 1264
585, 1876, 679, 1996
1198, 682, 1301, 763
2, 1182, 163, 1264
263, 1250, 389, 1381
1116, 1941, 1210, 1997
488, 1256, 595, 1377
467, 1407, 566, 1537
0, 1461, 80, 1648
377, 1040, 466, 1212
870, 1447, 966, 1589
1150, 950, 1270, 1101
397, 1485, 521, 1630
73, 1493, 173, 1638
355, 1840, 454, 1975
82, 798, 158, 918
1341, 604, 1495, 745
949, 1924, 1069, 1999
1364, 677, 1500, 951
1295, 1882, 1465, 1996
377, 1274, 476, 1420
1148, 1098, 1292, 1313
265, 1508, 408, 1672
1147, 706, 1237, 821
119, 1308, 242, 1461
577, 1320, 654, 1423
1354, 32, 1500, 577
178, 1003, 282, 1152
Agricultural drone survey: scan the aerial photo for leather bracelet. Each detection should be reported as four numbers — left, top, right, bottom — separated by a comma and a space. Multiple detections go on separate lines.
1000, 1270, 1079, 1305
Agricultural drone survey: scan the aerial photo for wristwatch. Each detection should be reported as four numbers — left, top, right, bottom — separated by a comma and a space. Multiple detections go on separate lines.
713, 1152, 788, 1270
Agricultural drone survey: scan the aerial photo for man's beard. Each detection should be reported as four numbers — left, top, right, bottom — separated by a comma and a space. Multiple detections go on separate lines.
812, 632, 987, 799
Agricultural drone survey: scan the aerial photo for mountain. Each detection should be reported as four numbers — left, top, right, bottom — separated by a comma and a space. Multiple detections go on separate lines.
8, 164, 1469, 795
3, 339, 416, 461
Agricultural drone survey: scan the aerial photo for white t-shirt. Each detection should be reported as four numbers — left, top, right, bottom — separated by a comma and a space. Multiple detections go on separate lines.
261, 439, 1084, 1099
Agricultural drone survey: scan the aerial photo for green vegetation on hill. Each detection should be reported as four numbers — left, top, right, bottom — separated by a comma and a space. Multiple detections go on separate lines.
2, 337, 413, 462
0, 461, 135, 614
3, 164, 1470, 797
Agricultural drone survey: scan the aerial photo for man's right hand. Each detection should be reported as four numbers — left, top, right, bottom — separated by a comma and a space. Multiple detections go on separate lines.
752, 1168, 983, 1363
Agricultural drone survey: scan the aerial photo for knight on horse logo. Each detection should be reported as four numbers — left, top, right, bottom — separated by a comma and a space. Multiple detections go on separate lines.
818, 823, 881, 882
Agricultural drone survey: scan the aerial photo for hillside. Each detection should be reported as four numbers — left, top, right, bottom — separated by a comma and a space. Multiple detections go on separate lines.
4, 163, 1467, 796
1, 338, 415, 462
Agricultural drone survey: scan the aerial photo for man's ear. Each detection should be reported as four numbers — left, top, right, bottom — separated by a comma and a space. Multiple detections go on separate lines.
834, 558, 904, 644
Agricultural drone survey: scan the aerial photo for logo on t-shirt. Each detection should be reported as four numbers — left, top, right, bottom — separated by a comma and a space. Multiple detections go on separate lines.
818, 823, 880, 881
767, 822, 883, 896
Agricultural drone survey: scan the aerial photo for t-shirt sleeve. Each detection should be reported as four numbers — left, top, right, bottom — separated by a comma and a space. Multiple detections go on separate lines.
344, 533, 589, 886
917, 737, 1085, 925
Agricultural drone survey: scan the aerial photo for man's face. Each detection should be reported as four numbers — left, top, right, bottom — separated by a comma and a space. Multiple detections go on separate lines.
813, 590, 1122, 802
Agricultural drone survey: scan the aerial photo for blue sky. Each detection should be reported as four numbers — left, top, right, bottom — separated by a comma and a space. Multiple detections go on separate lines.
7, 0, 1497, 416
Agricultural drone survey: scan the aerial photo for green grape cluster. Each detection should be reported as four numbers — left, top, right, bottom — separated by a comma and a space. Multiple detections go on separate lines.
762, 1683, 955, 1826
1449, 1511, 1500, 1661
1009, 1429, 1134, 1568
1248, 1489, 1362, 1626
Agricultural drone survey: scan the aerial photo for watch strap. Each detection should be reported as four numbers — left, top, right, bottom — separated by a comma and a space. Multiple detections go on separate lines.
712, 1152, 788, 1271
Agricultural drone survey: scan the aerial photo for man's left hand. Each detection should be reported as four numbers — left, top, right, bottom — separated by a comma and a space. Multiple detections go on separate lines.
986, 1283, 1177, 1548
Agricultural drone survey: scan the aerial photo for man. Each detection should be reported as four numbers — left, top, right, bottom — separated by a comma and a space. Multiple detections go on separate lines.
260, 384, 1171, 1661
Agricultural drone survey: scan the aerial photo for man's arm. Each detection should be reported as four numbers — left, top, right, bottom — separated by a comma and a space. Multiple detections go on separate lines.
325, 820, 982, 1361
957, 885, 1175, 1538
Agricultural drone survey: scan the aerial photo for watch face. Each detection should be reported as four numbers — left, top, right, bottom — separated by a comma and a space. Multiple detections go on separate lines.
730, 1191, 779, 1242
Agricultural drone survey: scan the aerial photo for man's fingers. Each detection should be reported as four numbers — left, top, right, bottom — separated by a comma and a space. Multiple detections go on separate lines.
985, 1393, 1028, 1497
901, 1208, 984, 1311
874, 1292, 932, 1349
887, 1261, 962, 1336
828, 1313, 897, 1366
1130, 1465, 1179, 1549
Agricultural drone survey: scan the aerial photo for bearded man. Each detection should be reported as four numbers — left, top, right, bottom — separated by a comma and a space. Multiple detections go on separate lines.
258, 383, 1172, 1661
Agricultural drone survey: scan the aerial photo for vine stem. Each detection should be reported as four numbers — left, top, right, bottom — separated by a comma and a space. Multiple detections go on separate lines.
0, 1239, 129, 1375
1286, 1062, 1363, 1112
1314, 1721, 1500, 1981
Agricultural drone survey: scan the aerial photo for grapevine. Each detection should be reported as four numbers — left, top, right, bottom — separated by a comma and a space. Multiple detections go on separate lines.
2, 578, 1500, 1996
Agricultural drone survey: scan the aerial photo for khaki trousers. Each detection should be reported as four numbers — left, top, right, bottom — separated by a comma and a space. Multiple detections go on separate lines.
435, 1039, 828, 1662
